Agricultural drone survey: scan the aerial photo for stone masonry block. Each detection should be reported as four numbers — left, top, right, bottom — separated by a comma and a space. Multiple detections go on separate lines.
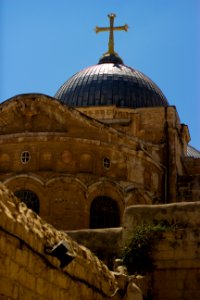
0, 277, 19, 299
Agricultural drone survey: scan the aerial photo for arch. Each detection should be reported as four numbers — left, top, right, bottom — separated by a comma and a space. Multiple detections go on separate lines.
14, 189, 40, 214
46, 176, 87, 191
90, 196, 120, 229
3, 174, 44, 186
86, 179, 125, 204
125, 188, 153, 206
3, 174, 46, 215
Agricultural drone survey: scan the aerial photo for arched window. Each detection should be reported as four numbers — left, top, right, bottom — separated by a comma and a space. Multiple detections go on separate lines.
90, 196, 120, 229
14, 190, 39, 214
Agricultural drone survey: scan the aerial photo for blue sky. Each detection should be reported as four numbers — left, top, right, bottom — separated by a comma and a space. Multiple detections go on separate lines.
1, 0, 200, 149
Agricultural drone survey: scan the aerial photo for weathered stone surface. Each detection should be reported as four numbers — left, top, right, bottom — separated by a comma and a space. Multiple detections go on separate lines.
123, 202, 200, 241
1, 95, 196, 231
0, 183, 118, 299
177, 175, 200, 202
124, 281, 143, 300
123, 202, 200, 299
67, 227, 122, 266
113, 273, 146, 300
0, 78, 199, 300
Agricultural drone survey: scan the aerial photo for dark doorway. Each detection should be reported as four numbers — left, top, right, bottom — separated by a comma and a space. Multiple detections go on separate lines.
90, 196, 120, 228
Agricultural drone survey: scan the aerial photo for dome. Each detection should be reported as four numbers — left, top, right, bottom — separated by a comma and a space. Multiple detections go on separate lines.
55, 58, 169, 108
55, 12, 169, 109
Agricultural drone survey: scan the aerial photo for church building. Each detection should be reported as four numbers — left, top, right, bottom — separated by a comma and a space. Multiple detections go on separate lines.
0, 14, 200, 231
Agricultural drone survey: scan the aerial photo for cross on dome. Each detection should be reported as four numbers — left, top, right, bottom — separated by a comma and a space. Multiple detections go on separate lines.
95, 13, 128, 55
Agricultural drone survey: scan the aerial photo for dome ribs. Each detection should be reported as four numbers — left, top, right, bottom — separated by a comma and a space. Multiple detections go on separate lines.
55, 63, 169, 108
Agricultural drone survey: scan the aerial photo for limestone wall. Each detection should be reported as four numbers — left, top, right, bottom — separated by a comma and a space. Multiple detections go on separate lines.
67, 228, 122, 268
184, 158, 200, 175
153, 229, 200, 300
0, 183, 118, 300
177, 174, 200, 202
123, 202, 200, 300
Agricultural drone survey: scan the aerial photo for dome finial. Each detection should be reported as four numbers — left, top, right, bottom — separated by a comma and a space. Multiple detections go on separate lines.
95, 13, 128, 64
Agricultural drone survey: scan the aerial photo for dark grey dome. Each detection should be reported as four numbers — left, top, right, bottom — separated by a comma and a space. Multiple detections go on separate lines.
55, 60, 169, 108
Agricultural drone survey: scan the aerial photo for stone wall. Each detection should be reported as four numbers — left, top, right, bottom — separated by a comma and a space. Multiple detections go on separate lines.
123, 202, 200, 299
80, 104, 193, 204
0, 183, 118, 300
184, 158, 200, 175
67, 228, 122, 268
177, 174, 200, 202
152, 229, 200, 300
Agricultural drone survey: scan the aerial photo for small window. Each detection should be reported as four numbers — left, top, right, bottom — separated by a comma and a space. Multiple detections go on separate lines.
103, 157, 110, 169
21, 151, 31, 164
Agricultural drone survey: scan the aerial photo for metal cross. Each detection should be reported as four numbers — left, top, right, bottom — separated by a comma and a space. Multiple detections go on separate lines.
95, 14, 128, 55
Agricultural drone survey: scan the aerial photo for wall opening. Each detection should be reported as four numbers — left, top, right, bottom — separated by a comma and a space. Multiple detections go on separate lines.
14, 190, 40, 214
21, 151, 31, 164
90, 196, 120, 228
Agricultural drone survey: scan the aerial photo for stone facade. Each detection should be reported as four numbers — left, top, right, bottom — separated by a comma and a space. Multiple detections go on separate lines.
0, 93, 199, 233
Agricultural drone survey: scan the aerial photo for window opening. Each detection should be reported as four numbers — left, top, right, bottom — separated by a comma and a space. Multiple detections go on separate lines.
21, 151, 31, 164
90, 196, 120, 228
103, 157, 110, 169
14, 190, 39, 214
